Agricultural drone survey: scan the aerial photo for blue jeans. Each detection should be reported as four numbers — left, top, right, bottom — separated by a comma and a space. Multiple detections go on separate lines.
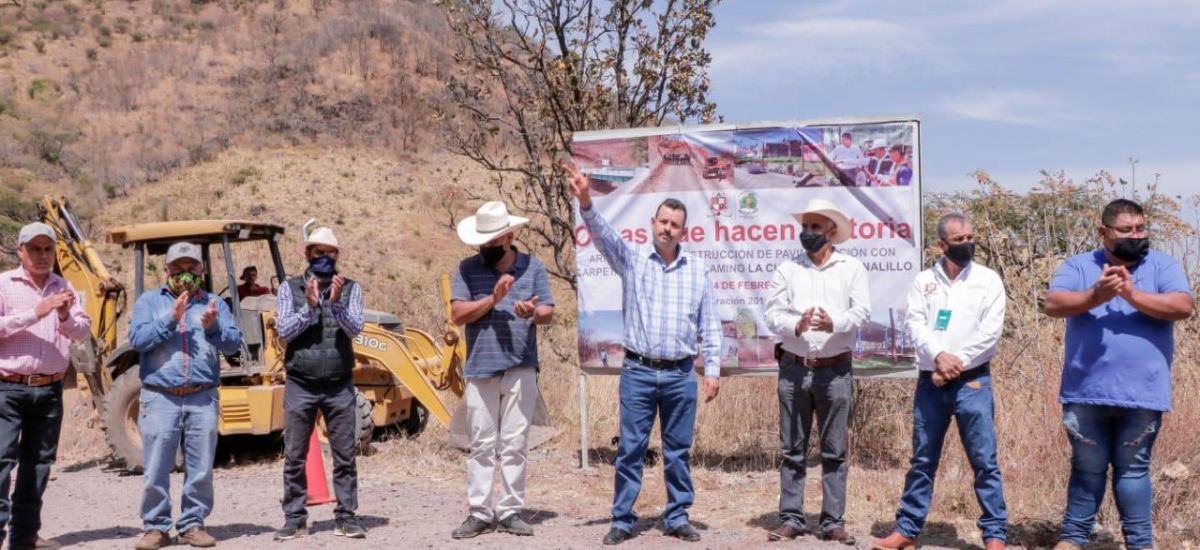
895, 371, 1007, 543
611, 359, 697, 532
138, 388, 219, 533
1060, 404, 1160, 549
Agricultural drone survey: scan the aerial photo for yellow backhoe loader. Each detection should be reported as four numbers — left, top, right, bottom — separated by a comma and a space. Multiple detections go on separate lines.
38, 195, 482, 471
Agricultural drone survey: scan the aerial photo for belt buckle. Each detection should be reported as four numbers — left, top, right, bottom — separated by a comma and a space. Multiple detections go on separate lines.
28, 374, 50, 386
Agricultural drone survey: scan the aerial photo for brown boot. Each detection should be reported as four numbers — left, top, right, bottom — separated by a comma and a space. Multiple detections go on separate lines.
985, 539, 1006, 550
819, 526, 857, 546
872, 531, 917, 550
178, 527, 217, 547
133, 531, 171, 550
766, 524, 808, 541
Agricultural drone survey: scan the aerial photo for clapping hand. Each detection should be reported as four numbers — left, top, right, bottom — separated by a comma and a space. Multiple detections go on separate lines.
201, 297, 218, 330
329, 275, 346, 304
514, 295, 540, 319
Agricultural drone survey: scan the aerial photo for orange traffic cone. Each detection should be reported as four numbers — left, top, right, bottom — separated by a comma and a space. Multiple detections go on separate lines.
305, 427, 334, 506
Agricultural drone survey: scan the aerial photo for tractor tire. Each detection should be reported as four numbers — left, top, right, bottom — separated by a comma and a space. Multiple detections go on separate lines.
402, 400, 429, 438
102, 368, 145, 472
101, 368, 185, 473
352, 389, 374, 454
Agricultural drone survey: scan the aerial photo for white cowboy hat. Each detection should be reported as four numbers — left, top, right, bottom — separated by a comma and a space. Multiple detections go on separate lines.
793, 198, 852, 245
302, 219, 340, 251
456, 201, 529, 246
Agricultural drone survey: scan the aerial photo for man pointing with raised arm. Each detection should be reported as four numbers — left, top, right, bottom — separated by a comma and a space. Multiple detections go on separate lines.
566, 163, 721, 546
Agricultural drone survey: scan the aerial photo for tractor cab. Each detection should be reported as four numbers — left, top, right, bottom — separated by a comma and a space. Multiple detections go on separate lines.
108, 220, 288, 372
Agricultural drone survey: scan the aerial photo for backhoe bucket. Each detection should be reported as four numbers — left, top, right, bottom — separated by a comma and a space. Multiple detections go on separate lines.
447, 384, 558, 451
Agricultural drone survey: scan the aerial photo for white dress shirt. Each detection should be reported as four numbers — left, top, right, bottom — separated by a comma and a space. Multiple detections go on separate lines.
906, 258, 1006, 371
764, 251, 871, 359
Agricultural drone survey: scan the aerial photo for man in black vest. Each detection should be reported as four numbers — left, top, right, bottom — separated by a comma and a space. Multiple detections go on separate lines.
272, 223, 366, 541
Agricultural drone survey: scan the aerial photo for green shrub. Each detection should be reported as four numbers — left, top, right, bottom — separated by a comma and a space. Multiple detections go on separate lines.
27, 78, 56, 99
85, 48, 97, 60
131, 32, 146, 43
97, 35, 113, 48
231, 166, 261, 186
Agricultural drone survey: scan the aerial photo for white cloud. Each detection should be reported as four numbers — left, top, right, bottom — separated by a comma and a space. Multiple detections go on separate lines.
937, 89, 1089, 128
711, 17, 933, 79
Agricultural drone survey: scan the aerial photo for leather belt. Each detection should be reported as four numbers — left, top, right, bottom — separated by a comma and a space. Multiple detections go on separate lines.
919, 363, 990, 382
0, 372, 65, 387
143, 383, 218, 396
780, 350, 852, 368
623, 349, 694, 370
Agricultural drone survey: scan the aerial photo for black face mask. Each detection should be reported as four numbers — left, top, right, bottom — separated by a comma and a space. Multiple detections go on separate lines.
1110, 237, 1150, 263
944, 241, 975, 268
799, 231, 828, 253
480, 245, 507, 266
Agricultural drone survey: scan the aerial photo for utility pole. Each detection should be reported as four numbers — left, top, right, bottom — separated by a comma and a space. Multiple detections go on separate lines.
1129, 156, 1139, 192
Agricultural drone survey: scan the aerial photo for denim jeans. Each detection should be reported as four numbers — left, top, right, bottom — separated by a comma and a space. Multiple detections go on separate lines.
611, 359, 697, 532
138, 388, 219, 533
0, 381, 63, 547
894, 369, 1007, 543
1059, 404, 1160, 549
777, 356, 853, 533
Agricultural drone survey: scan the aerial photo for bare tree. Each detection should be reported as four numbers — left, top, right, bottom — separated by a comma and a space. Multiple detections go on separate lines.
441, 0, 720, 287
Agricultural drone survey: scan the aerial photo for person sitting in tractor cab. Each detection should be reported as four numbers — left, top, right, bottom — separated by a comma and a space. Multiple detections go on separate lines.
236, 266, 271, 298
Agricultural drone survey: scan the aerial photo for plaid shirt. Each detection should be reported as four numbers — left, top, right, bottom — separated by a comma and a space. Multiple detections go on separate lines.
275, 273, 364, 342
581, 206, 722, 377
0, 267, 92, 376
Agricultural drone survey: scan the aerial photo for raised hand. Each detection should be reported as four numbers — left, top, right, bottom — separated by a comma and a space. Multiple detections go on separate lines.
329, 275, 346, 304
492, 274, 515, 304
1112, 265, 1134, 300
562, 162, 592, 209
305, 277, 320, 307
1094, 263, 1124, 302
514, 295, 540, 319
172, 291, 189, 322
201, 297, 218, 330
34, 293, 71, 319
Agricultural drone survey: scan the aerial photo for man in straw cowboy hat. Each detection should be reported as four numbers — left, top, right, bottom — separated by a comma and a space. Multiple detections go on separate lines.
448, 201, 555, 539
564, 163, 722, 546
273, 221, 366, 542
763, 198, 870, 545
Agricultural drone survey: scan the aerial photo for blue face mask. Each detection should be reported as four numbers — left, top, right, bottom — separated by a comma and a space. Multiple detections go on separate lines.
309, 255, 337, 278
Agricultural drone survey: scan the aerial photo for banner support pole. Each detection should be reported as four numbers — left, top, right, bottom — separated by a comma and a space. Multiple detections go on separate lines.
579, 373, 589, 469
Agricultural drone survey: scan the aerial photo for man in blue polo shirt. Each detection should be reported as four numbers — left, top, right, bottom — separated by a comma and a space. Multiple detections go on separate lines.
448, 201, 555, 540
1045, 198, 1193, 550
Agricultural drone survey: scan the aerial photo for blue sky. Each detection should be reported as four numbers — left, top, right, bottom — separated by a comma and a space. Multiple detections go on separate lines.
706, 0, 1200, 199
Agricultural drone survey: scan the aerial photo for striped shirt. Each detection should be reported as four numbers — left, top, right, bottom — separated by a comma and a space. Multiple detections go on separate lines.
451, 251, 554, 378
0, 268, 91, 376
581, 206, 722, 377
275, 273, 364, 342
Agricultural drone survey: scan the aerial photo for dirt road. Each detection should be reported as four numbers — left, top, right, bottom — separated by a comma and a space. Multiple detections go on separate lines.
36, 437, 994, 550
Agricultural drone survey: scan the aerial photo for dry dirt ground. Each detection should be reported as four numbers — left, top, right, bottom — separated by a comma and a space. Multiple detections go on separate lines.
38, 387, 1073, 550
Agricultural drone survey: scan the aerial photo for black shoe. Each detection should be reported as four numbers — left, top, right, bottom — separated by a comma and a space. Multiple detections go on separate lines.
497, 514, 534, 536
667, 523, 701, 542
273, 522, 307, 542
451, 516, 492, 539
603, 527, 633, 545
334, 517, 367, 539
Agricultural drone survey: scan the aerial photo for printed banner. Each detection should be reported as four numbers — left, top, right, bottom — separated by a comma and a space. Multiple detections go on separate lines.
573, 117, 922, 376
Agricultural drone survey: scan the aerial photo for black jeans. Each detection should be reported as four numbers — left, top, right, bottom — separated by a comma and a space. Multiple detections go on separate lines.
0, 381, 63, 547
280, 379, 358, 525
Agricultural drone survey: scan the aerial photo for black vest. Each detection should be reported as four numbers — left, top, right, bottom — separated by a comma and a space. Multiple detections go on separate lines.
283, 274, 358, 386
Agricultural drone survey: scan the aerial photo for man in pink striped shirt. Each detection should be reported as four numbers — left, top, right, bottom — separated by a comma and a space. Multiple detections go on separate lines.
0, 222, 91, 550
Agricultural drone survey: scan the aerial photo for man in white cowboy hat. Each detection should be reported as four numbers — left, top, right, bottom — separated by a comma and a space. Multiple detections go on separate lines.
564, 163, 722, 546
273, 221, 367, 542
763, 198, 870, 545
448, 201, 555, 539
